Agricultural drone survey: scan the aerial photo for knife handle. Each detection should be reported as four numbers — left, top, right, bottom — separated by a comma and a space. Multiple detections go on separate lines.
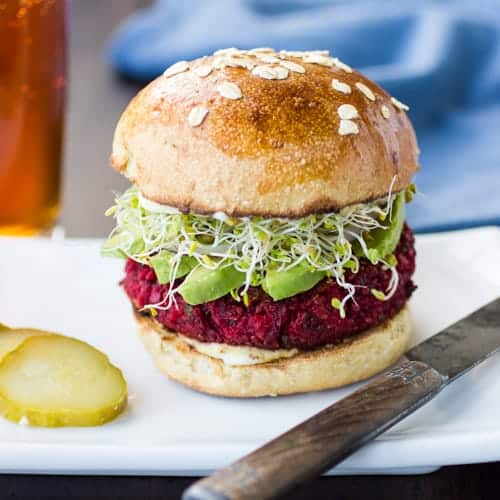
183, 360, 445, 500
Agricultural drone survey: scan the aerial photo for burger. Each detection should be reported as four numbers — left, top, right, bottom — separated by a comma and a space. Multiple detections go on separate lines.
102, 48, 418, 397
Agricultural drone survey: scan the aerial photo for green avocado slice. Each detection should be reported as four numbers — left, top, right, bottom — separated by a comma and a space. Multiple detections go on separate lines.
150, 252, 197, 284
179, 265, 246, 305
362, 192, 406, 264
263, 263, 325, 301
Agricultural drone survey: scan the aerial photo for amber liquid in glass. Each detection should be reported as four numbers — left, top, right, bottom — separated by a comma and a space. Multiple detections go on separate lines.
0, 0, 66, 235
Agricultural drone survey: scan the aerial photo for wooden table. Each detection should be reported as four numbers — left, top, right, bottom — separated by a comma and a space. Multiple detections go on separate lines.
5, 1, 497, 498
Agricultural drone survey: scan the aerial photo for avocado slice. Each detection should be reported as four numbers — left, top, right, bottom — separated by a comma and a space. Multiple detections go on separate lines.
263, 263, 325, 301
362, 192, 406, 264
179, 265, 246, 305
150, 253, 197, 284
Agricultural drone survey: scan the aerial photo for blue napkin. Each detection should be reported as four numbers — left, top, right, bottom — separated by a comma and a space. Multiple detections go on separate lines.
108, 0, 500, 233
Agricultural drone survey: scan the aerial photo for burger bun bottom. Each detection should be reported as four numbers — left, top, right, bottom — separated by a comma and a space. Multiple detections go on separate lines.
135, 306, 411, 397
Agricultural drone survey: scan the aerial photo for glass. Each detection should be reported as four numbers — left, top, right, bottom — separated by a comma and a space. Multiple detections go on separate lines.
0, 0, 67, 236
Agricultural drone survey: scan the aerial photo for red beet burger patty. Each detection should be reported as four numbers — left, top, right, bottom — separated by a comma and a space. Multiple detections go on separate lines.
123, 225, 416, 350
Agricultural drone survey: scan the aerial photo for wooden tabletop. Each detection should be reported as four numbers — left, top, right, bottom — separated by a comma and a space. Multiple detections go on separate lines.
0, 462, 498, 500
9, 0, 496, 498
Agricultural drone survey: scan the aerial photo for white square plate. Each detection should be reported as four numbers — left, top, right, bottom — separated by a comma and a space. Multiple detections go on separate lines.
1, 227, 500, 476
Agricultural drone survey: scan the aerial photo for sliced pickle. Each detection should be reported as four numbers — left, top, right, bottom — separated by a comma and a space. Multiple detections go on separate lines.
0, 335, 127, 427
0, 328, 45, 362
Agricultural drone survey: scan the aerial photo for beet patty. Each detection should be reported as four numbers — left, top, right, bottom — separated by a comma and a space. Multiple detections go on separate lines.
123, 225, 416, 350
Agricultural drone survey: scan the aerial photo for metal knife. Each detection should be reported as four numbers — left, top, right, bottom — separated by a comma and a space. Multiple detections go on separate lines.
183, 296, 500, 500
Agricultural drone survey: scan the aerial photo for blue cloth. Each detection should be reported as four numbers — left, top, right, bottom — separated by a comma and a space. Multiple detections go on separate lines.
108, 0, 500, 233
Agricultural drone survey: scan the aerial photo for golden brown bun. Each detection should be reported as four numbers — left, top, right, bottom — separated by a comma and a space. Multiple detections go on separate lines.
134, 306, 411, 397
111, 49, 419, 217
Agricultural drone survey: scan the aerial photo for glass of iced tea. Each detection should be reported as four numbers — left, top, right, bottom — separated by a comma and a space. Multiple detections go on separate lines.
0, 0, 67, 236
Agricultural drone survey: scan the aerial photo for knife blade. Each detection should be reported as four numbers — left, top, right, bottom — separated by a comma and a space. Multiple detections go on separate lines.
406, 297, 500, 380
183, 296, 500, 500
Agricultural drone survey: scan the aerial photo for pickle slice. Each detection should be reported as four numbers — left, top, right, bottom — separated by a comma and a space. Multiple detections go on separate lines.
0, 327, 45, 362
0, 335, 127, 427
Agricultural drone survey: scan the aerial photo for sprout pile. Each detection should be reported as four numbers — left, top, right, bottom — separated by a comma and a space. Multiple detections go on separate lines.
103, 184, 408, 314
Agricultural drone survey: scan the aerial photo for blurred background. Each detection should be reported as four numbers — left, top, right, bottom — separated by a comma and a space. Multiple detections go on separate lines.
3, 0, 500, 237
62, 1, 147, 237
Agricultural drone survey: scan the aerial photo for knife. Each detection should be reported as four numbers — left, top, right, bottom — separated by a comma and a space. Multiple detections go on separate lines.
183, 296, 500, 500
